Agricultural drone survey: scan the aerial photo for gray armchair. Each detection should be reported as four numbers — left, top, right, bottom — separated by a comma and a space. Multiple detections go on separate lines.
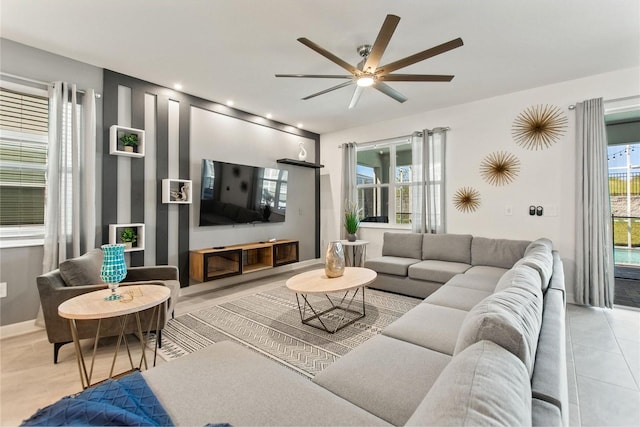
36, 249, 180, 363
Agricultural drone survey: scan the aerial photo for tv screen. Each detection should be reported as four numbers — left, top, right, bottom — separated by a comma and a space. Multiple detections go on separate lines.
199, 159, 288, 226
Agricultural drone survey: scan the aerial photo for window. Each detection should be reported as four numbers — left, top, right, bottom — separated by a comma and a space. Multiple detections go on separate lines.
0, 85, 49, 246
356, 140, 415, 226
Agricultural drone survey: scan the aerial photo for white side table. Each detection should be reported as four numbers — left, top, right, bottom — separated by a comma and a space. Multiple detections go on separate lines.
340, 240, 370, 267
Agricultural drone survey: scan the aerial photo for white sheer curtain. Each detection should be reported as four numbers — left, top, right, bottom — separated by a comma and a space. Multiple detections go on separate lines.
341, 142, 357, 239
42, 82, 97, 273
412, 128, 447, 233
575, 97, 614, 308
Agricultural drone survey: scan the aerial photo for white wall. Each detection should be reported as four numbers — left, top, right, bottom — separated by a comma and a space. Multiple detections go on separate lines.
189, 107, 317, 260
320, 67, 640, 303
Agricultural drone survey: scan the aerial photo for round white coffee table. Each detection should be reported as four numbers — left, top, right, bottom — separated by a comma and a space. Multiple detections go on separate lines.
59, 284, 170, 389
285, 267, 377, 333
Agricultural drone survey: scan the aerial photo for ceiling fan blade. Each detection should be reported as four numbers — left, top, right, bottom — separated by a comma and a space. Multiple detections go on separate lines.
302, 81, 354, 100
363, 14, 401, 73
275, 74, 353, 79
348, 86, 365, 109
379, 74, 455, 82
376, 38, 463, 75
373, 82, 407, 103
297, 37, 359, 75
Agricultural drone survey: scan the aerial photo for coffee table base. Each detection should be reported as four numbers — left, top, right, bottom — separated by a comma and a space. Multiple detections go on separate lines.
294, 287, 365, 334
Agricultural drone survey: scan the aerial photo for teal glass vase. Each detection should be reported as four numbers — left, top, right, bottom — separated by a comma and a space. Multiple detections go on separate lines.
100, 244, 127, 301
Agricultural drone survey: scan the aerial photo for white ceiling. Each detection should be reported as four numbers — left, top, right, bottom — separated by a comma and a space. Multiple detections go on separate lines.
1, 0, 639, 134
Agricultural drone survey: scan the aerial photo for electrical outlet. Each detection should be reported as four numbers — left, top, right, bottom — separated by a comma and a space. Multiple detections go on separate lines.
0, 282, 7, 298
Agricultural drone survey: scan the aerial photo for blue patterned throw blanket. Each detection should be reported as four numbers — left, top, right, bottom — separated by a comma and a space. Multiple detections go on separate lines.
21, 372, 173, 426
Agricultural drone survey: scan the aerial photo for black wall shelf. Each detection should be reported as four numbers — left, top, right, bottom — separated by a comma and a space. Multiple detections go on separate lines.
277, 158, 324, 169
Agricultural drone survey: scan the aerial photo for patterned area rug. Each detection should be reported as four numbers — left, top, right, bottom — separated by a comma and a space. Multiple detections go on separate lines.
148, 285, 420, 377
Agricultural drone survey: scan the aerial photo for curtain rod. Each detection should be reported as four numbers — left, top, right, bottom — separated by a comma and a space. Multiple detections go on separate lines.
568, 95, 640, 110
338, 128, 450, 148
0, 72, 101, 98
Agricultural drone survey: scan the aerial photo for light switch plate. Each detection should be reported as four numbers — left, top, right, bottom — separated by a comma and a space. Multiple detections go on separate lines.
0, 282, 7, 298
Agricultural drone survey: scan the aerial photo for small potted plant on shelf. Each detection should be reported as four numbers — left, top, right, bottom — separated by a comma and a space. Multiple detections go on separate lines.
120, 227, 137, 249
119, 133, 139, 153
344, 200, 363, 242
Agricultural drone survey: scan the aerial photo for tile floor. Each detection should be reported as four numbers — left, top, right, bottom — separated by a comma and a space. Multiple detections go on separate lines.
1, 274, 639, 426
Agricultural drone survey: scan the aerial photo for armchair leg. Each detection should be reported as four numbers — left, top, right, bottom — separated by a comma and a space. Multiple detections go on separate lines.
158, 330, 162, 348
53, 341, 71, 364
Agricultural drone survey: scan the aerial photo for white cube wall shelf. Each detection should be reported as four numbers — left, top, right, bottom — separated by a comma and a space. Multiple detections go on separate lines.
109, 125, 145, 157
109, 223, 145, 252
162, 179, 192, 204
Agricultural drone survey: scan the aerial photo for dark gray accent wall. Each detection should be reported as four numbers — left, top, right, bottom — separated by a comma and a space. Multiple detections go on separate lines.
102, 70, 321, 287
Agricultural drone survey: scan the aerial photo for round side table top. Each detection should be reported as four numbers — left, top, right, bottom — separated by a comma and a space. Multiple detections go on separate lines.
285, 267, 377, 294
339, 240, 370, 246
58, 285, 170, 320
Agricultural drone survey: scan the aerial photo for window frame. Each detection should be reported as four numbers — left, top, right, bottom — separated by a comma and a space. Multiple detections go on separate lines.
0, 80, 49, 248
355, 138, 415, 228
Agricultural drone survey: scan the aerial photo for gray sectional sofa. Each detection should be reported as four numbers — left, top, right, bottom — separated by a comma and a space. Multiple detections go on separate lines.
141, 233, 568, 427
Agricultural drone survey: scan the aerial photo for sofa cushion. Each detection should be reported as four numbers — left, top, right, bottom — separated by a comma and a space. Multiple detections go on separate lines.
445, 273, 498, 293
381, 232, 423, 259
424, 286, 492, 312
144, 341, 391, 427
58, 248, 105, 287
514, 245, 554, 291
471, 237, 530, 269
463, 265, 509, 281
382, 303, 467, 355
405, 340, 532, 427
532, 398, 563, 427
421, 233, 472, 264
494, 264, 542, 294
313, 334, 451, 426
454, 273, 543, 376
526, 237, 553, 255
365, 257, 420, 276
408, 260, 471, 283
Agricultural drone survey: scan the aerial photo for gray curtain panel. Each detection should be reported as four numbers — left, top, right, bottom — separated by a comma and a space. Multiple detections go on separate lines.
341, 142, 357, 239
413, 128, 447, 234
575, 97, 614, 308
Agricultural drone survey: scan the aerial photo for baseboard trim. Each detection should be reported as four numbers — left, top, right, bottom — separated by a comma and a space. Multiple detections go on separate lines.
0, 319, 42, 339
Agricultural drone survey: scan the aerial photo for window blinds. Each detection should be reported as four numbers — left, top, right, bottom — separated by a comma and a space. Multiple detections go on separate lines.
0, 87, 49, 226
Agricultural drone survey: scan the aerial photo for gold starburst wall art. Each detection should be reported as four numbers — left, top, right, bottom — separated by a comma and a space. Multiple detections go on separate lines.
479, 151, 521, 186
512, 104, 568, 150
453, 187, 481, 213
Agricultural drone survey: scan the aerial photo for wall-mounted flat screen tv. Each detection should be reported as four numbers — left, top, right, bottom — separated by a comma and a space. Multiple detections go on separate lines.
199, 159, 288, 226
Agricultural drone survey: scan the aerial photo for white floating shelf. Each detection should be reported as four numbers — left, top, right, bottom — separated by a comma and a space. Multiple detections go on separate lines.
162, 179, 192, 204
109, 125, 145, 157
109, 223, 145, 252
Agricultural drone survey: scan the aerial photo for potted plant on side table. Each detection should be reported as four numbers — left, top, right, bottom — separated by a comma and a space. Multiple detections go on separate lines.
119, 133, 139, 153
120, 227, 137, 249
344, 201, 363, 242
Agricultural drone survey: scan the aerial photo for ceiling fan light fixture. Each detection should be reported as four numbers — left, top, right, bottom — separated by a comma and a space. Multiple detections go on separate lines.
356, 75, 375, 87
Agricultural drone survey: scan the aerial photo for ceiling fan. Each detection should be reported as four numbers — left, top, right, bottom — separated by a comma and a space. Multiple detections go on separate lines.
275, 14, 463, 109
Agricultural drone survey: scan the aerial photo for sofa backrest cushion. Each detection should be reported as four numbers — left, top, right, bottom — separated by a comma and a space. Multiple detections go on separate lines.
59, 248, 105, 287
514, 245, 554, 292
405, 340, 532, 427
494, 264, 543, 294
471, 237, 530, 269
525, 237, 553, 255
454, 266, 543, 376
382, 232, 423, 259
421, 233, 472, 264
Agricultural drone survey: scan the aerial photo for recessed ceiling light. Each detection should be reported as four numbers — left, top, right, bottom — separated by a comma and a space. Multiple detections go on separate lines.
174, 83, 183, 90
226, 100, 234, 106
266, 113, 273, 119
